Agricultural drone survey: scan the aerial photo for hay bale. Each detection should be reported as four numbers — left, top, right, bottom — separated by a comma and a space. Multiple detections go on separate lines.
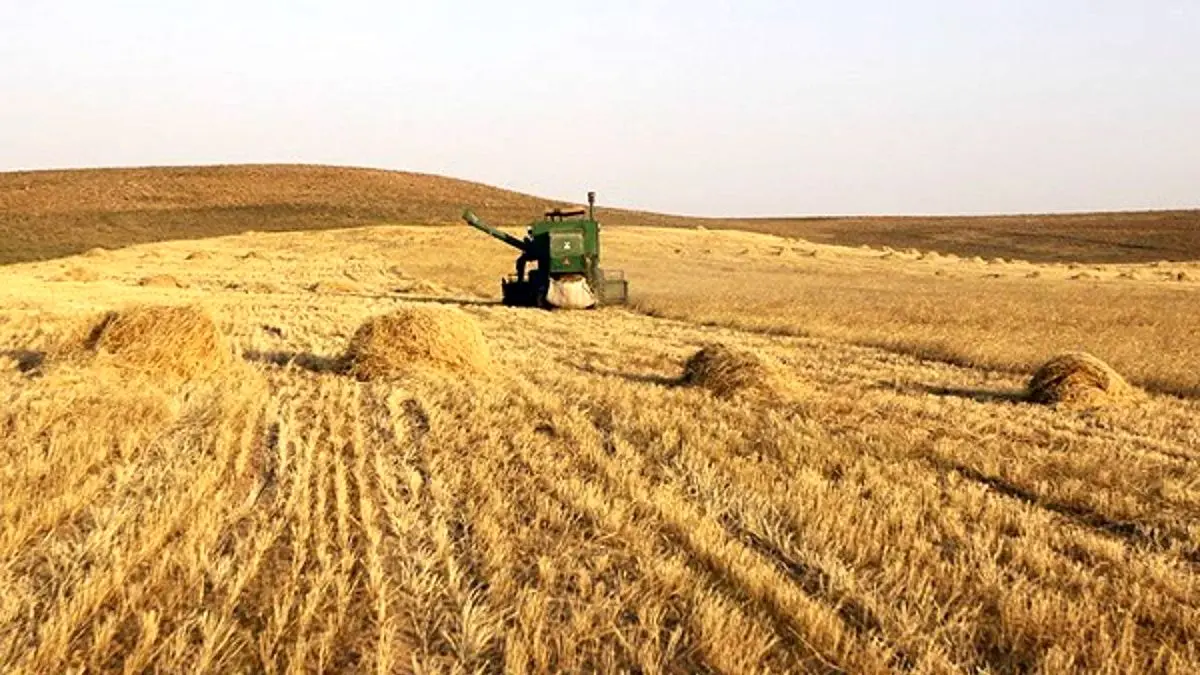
186, 251, 213, 261
682, 343, 783, 399
83, 247, 108, 258
345, 306, 491, 380
1028, 352, 1135, 407
57, 305, 230, 379
139, 274, 188, 289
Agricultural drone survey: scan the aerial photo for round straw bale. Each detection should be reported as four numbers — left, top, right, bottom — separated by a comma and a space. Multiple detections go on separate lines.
682, 343, 783, 399
83, 247, 108, 258
139, 274, 188, 288
1027, 352, 1134, 407
345, 306, 491, 380
185, 251, 213, 261
64, 305, 230, 379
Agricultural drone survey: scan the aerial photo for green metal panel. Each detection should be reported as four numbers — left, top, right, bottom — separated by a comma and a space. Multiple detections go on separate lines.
549, 230, 586, 273
531, 219, 599, 256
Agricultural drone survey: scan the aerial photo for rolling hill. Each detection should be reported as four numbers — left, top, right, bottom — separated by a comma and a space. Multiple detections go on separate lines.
2, 164, 1199, 265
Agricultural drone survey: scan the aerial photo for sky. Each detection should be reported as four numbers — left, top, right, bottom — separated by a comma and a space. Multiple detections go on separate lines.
1, 1, 1198, 216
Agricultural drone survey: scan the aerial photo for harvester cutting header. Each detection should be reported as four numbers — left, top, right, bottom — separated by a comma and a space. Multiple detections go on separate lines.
462, 191, 628, 309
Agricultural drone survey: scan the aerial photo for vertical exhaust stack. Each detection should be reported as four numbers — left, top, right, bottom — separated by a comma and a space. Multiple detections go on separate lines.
587, 191, 596, 221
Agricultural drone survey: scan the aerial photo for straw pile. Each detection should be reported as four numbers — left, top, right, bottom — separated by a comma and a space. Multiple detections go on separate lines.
345, 306, 491, 380
1027, 352, 1135, 407
56, 305, 230, 379
682, 343, 784, 399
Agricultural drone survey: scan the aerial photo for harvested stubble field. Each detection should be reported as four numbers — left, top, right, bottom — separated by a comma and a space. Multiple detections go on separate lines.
1, 222, 1199, 674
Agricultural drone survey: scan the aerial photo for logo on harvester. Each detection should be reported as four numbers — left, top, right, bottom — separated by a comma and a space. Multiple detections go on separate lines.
563, 242, 572, 250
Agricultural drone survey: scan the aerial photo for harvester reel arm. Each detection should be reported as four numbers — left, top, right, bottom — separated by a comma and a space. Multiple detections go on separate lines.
462, 209, 528, 250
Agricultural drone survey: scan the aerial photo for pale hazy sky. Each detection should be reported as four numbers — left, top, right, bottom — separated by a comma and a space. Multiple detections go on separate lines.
1, 1, 1197, 216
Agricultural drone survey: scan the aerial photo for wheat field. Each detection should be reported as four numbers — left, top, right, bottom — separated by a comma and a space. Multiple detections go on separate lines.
1, 224, 1198, 674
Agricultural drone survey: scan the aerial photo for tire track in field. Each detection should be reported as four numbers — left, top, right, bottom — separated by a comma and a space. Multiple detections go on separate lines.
387, 387, 507, 672
528, 359, 1200, 672
504, 374, 898, 674
401, 377, 711, 674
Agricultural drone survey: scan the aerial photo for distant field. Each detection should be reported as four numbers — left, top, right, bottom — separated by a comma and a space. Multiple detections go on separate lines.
2, 164, 1198, 265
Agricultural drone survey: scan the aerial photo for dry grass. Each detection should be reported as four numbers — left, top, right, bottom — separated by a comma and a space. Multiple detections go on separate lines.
52, 265, 100, 282
139, 274, 188, 288
345, 306, 492, 380
1028, 352, 1137, 407
308, 279, 361, 294
226, 280, 280, 294
614, 227, 1200, 398
0, 223, 1198, 673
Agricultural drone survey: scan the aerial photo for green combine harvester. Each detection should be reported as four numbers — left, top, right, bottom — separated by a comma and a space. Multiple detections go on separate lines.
462, 191, 629, 309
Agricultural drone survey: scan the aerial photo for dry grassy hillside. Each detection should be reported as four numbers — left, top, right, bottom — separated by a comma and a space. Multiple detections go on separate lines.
3, 164, 1199, 265
1, 224, 1198, 673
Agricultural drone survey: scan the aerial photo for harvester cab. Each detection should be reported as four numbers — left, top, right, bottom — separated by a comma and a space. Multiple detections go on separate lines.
462, 191, 629, 309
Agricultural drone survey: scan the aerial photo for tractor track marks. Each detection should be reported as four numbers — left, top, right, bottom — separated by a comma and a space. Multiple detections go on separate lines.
506, 374, 899, 674
935, 459, 1200, 567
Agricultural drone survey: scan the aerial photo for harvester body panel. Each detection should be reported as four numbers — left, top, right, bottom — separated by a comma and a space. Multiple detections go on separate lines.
547, 230, 587, 273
